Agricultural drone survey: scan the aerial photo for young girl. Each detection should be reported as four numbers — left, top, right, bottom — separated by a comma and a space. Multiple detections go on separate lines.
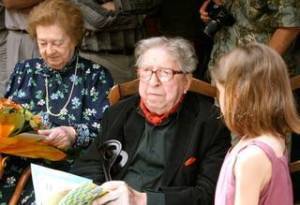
211, 43, 300, 205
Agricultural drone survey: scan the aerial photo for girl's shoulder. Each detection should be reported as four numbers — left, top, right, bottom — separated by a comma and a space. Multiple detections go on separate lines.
235, 141, 271, 168
233, 140, 272, 191
251, 135, 286, 158
233, 136, 287, 181
234, 135, 286, 159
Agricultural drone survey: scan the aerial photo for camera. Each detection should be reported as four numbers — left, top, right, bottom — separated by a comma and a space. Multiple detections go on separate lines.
203, 2, 235, 38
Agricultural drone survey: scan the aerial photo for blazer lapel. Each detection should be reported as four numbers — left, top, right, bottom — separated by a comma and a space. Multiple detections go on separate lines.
162, 94, 198, 185
115, 107, 145, 179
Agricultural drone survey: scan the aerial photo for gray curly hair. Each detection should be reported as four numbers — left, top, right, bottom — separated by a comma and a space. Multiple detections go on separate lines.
135, 36, 198, 73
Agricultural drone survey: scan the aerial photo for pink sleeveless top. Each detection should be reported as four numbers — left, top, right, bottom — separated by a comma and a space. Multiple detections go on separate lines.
215, 140, 293, 205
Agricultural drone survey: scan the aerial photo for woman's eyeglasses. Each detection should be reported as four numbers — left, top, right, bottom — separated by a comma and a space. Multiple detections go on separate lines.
138, 67, 185, 82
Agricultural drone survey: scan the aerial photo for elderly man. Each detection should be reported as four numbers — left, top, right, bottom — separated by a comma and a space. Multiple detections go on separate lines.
72, 36, 231, 205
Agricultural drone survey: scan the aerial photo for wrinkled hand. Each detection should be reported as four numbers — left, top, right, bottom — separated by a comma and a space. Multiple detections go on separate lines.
92, 181, 146, 205
38, 126, 76, 150
101, 1, 116, 11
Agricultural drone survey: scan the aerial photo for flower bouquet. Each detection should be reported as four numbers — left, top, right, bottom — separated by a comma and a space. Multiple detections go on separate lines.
0, 98, 66, 161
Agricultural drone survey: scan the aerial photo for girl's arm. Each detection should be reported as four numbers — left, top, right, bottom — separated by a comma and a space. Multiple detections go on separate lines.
234, 146, 272, 205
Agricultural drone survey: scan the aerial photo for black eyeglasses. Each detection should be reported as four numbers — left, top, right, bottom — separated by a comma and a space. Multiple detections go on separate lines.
138, 67, 185, 82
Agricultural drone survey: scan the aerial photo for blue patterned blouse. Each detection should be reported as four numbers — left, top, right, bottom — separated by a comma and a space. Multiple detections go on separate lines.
5, 53, 113, 149
1, 54, 113, 204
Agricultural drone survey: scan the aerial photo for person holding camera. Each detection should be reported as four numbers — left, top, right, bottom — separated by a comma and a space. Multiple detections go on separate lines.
200, 0, 300, 75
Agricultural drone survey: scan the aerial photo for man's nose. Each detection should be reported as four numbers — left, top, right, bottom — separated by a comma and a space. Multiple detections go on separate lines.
148, 71, 160, 86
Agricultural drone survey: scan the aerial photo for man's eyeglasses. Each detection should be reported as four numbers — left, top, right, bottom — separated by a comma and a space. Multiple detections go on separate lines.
138, 67, 185, 82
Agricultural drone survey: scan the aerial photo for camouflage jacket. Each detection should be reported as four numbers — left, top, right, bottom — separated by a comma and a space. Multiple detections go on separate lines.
209, 0, 300, 74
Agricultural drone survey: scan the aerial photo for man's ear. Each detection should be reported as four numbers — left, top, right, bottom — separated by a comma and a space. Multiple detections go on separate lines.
184, 74, 193, 94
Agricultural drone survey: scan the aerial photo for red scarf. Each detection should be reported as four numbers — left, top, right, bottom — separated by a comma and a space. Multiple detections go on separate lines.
139, 96, 184, 126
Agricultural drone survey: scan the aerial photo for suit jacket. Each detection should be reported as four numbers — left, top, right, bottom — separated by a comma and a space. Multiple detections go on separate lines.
72, 92, 231, 205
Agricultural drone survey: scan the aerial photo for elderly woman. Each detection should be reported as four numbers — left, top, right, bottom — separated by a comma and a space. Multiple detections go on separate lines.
1, 0, 113, 203
72, 37, 231, 205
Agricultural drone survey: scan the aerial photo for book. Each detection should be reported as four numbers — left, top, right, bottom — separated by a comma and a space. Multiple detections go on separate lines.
31, 164, 107, 205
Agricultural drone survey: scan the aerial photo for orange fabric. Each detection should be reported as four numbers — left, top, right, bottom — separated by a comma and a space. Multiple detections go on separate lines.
139, 96, 184, 126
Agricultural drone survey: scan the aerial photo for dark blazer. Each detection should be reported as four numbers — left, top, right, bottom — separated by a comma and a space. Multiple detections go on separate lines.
72, 92, 231, 205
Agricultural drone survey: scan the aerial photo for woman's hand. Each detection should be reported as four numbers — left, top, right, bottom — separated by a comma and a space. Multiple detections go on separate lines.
38, 126, 76, 150
92, 181, 146, 205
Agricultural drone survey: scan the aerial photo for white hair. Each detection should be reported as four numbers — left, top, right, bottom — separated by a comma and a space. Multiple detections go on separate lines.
135, 36, 198, 73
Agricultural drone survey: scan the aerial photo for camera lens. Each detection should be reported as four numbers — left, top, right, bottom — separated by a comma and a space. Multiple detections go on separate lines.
204, 20, 220, 38
203, 3, 235, 38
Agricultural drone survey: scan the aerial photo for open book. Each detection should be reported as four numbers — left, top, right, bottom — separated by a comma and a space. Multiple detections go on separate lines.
31, 164, 107, 205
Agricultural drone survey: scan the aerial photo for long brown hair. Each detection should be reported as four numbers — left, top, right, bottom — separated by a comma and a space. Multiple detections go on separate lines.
211, 43, 300, 139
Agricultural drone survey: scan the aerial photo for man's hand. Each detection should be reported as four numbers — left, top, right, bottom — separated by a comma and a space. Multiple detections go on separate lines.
199, 0, 223, 23
92, 181, 147, 205
38, 126, 76, 150
199, 0, 211, 23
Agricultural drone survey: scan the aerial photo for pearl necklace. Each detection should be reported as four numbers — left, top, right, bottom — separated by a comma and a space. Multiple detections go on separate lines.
45, 56, 79, 117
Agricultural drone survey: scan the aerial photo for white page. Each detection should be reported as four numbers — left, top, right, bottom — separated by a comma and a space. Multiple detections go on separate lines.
31, 163, 92, 205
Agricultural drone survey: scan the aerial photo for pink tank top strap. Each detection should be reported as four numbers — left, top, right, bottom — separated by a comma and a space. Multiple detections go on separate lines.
248, 140, 277, 161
